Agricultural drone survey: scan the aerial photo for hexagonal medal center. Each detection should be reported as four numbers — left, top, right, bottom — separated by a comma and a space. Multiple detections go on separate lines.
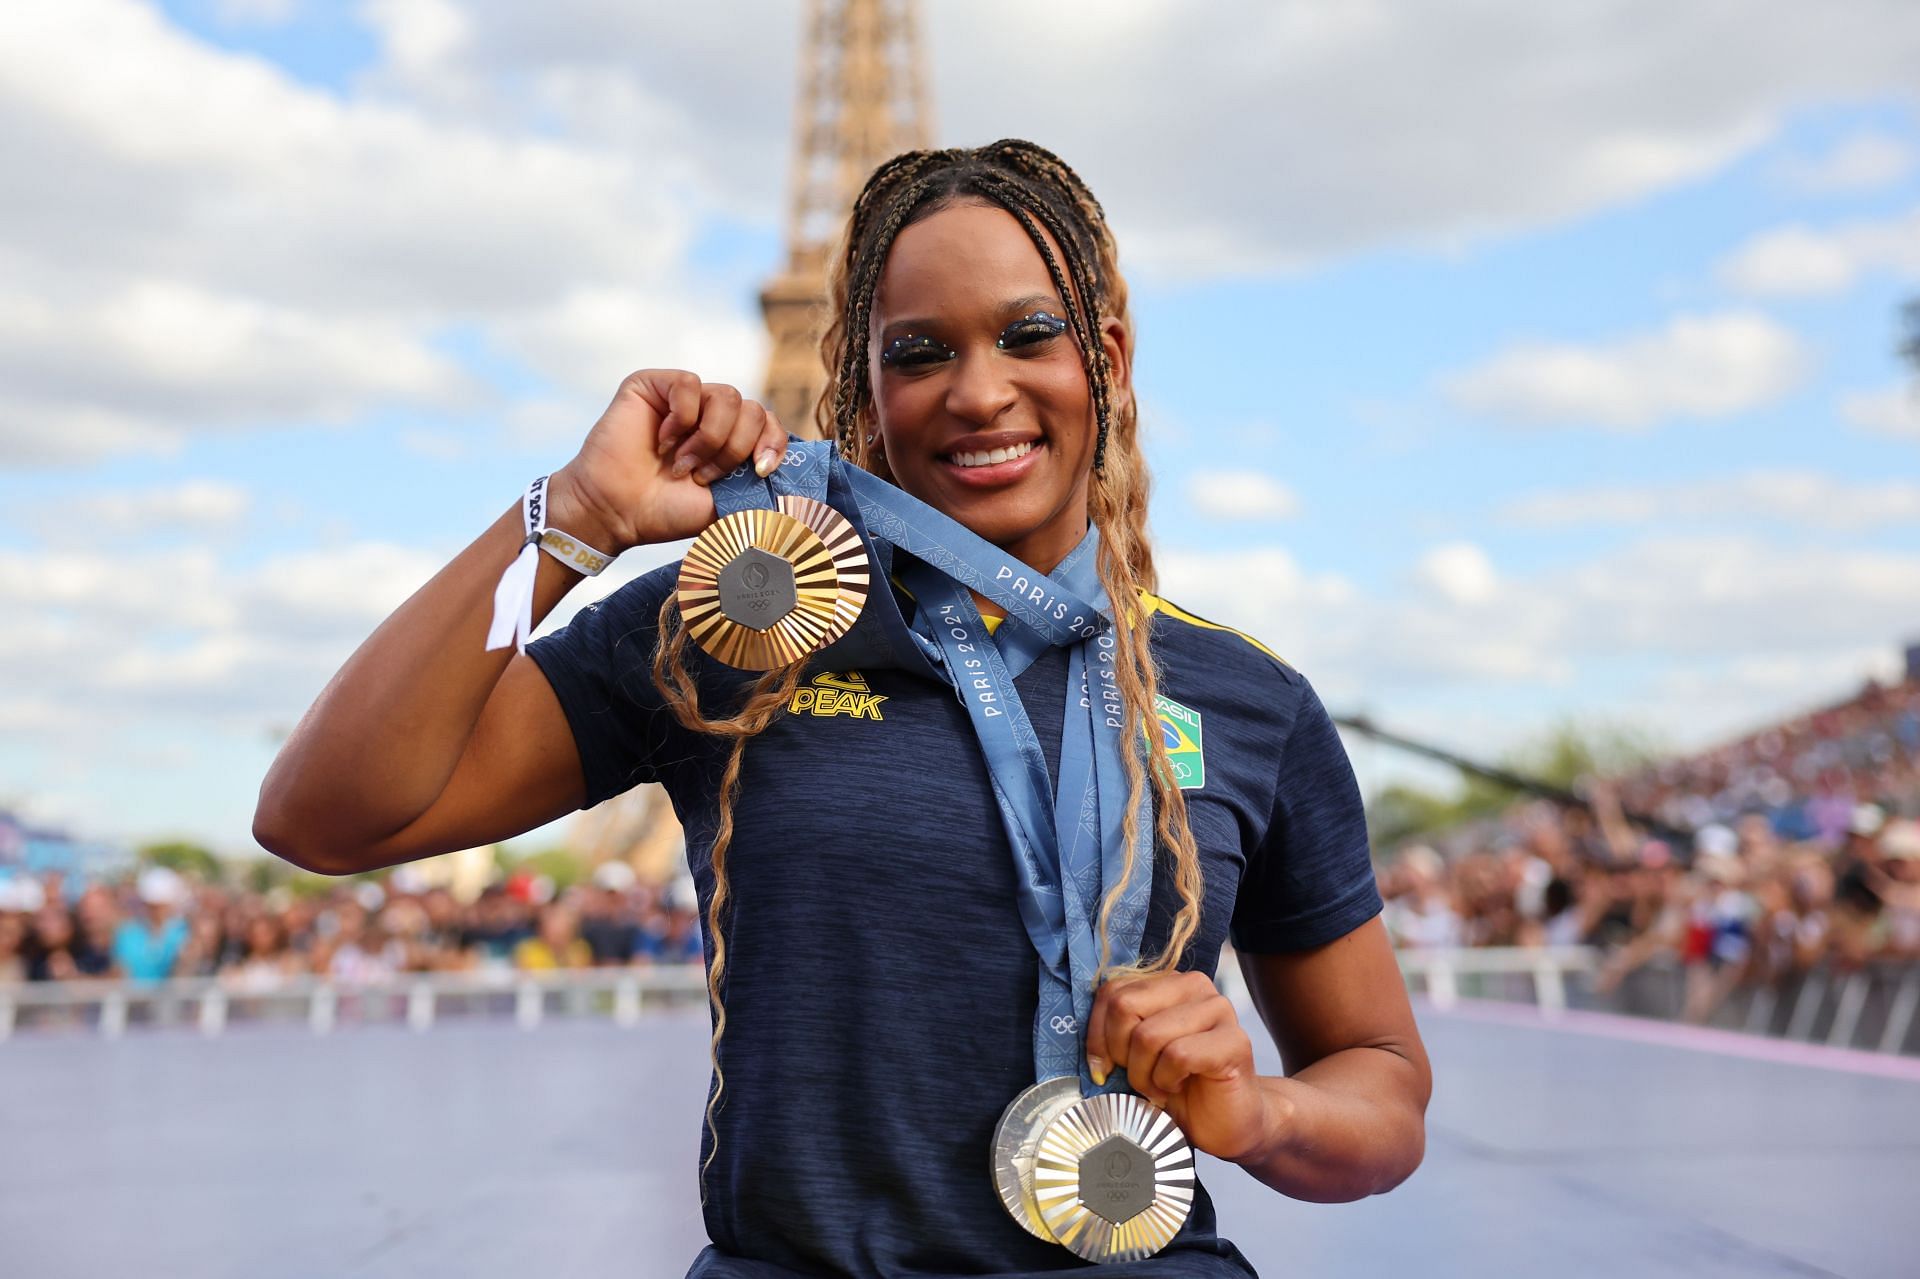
1079, 1133, 1154, 1225
715, 547, 797, 631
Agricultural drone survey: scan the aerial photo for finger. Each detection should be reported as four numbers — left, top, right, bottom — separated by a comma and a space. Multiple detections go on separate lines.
693, 400, 768, 486
753, 411, 789, 478
1088, 970, 1211, 1087
1127, 995, 1234, 1105
1148, 1023, 1250, 1102
645, 368, 706, 458
653, 371, 706, 458
671, 383, 742, 479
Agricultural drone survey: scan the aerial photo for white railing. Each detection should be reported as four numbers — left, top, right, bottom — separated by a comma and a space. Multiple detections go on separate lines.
1395, 944, 1600, 1014
0, 965, 709, 1041
8, 949, 1915, 1057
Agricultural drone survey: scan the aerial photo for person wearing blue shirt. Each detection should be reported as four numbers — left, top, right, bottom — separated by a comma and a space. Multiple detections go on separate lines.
114, 868, 191, 984
257, 140, 1432, 1277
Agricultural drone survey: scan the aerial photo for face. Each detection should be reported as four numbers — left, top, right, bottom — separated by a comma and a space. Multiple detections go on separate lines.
868, 200, 1130, 572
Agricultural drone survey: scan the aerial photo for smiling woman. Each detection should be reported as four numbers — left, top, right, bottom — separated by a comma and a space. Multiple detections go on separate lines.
254, 139, 1430, 1278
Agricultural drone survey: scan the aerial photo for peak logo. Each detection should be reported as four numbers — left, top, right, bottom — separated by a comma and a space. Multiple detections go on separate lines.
788, 671, 887, 721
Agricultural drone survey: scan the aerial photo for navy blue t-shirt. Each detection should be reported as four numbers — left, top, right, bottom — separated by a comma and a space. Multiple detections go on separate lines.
527, 565, 1381, 1278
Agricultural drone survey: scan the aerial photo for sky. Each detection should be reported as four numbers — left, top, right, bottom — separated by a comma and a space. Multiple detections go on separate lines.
3, 0, 1919, 857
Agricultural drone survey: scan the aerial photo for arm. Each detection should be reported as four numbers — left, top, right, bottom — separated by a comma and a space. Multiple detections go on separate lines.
1082, 917, 1430, 1205
1234, 917, 1431, 1201
253, 370, 787, 875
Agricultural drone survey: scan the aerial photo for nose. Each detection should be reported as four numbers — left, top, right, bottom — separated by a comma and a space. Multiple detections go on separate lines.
941, 346, 1018, 427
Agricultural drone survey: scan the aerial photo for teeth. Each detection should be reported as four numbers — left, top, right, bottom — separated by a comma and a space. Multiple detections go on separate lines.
950, 440, 1035, 469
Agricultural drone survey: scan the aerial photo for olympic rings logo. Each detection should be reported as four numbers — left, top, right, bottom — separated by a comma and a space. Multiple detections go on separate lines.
1049, 1014, 1078, 1035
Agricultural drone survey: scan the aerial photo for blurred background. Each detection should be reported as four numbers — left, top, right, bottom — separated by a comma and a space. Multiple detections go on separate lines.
3, 2, 1919, 1276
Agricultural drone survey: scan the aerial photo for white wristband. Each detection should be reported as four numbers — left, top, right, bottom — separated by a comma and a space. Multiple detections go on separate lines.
485, 476, 615, 654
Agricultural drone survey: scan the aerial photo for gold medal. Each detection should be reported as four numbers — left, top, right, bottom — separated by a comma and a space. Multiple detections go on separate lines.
1032, 1091, 1195, 1263
675, 496, 869, 670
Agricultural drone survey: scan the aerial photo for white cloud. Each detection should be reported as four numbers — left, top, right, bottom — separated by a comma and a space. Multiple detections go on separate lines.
1839, 384, 1920, 439
29, 480, 253, 543
1413, 543, 1498, 605
1775, 130, 1915, 193
0, 280, 473, 460
350, 0, 1920, 277
1153, 534, 1920, 736
1442, 312, 1807, 429
1184, 470, 1299, 521
1500, 469, 1920, 530
0, 0, 749, 463
1718, 205, 1920, 295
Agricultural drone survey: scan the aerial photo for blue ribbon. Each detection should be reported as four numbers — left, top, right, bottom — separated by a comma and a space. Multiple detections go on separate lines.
710, 440, 1152, 1092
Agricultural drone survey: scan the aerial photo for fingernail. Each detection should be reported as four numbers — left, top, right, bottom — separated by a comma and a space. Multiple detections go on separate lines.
670, 455, 694, 479
693, 464, 722, 485
754, 448, 778, 477
1088, 1058, 1108, 1086
656, 418, 677, 456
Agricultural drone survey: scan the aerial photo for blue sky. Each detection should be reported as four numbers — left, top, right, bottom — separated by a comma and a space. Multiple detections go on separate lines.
3, 1, 1918, 856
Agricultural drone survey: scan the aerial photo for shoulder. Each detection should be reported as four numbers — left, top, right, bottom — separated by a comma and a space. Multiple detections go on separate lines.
1141, 591, 1300, 688
1140, 589, 1339, 753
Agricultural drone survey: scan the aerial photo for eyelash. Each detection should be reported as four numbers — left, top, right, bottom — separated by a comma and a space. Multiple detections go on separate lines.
878, 310, 1069, 370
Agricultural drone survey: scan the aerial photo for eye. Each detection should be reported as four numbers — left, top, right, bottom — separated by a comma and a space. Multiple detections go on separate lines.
996, 310, 1069, 351
880, 333, 955, 370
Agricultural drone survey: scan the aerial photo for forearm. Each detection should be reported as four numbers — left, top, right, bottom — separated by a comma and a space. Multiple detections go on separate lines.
1234, 1045, 1427, 1203
253, 477, 611, 868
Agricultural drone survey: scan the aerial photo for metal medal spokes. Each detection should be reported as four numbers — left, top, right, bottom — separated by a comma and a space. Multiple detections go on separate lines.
1032, 1091, 1196, 1263
675, 496, 870, 670
990, 1075, 1081, 1241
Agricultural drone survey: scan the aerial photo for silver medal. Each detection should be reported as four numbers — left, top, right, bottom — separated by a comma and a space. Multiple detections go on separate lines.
1033, 1091, 1195, 1263
989, 1075, 1081, 1240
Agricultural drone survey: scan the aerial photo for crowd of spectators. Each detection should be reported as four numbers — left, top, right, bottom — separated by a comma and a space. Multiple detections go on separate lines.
0, 861, 703, 991
1380, 674, 1920, 1025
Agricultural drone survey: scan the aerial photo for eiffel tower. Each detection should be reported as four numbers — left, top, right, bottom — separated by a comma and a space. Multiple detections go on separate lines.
567, 3, 933, 884
761, 0, 934, 437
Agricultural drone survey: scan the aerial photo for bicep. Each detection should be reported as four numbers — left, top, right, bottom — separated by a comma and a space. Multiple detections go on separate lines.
1237, 917, 1427, 1084
357, 653, 587, 867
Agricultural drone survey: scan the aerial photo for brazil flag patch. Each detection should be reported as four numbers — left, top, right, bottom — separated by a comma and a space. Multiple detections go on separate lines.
1153, 694, 1205, 791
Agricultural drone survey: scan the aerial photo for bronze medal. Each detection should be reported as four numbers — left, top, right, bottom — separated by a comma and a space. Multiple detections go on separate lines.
675, 496, 869, 670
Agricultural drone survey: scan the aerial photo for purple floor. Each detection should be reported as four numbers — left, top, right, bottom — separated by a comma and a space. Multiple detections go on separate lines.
3, 1002, 1916, 1277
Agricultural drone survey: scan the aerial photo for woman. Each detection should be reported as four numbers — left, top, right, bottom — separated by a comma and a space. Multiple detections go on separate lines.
256, 139, 1429, 1276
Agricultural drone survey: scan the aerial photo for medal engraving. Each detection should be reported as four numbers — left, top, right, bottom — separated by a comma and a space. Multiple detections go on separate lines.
1078, 1134, 1155, 1225
1033, 1091, 1195, 1263
715, 546, 797, 630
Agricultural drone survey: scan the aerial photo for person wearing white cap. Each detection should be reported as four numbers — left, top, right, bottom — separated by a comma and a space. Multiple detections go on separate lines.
113, 866, 191, 985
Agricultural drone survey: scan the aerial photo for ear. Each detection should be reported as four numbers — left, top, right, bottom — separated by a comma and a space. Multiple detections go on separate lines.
1097, 314, 1133, 417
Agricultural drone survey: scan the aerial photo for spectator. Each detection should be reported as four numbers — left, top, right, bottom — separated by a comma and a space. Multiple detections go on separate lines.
514, 903, 592, 971
113, 867, 191, 985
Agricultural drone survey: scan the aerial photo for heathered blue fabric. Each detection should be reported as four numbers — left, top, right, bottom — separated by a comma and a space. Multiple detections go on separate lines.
527, 564, 1382, 1279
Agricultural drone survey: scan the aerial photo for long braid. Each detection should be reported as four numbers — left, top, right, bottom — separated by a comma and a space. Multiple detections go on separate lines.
665, 142, 1207, 1202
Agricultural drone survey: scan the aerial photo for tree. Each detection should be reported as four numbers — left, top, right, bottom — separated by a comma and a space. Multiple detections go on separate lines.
1362, 718, 1660, 847
139, 839, 222, 881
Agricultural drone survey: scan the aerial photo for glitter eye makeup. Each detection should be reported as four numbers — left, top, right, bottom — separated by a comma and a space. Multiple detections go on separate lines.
995, 310, 1069, 350
880, 333, 955, 369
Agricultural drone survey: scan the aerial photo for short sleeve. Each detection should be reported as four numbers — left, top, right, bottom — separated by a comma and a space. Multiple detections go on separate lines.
525, 566, 685, 808
1230, 678, 1383, 953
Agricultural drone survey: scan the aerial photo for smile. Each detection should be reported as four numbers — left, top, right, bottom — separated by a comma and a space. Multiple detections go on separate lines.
948, 440, 1036, 469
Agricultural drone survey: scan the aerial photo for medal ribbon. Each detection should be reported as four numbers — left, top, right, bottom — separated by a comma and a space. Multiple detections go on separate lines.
710, 440, 1153, 1093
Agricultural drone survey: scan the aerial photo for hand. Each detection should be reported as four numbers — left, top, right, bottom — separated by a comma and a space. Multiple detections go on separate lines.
546, 369, 789, 553
1085, 969, 1281, 1165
